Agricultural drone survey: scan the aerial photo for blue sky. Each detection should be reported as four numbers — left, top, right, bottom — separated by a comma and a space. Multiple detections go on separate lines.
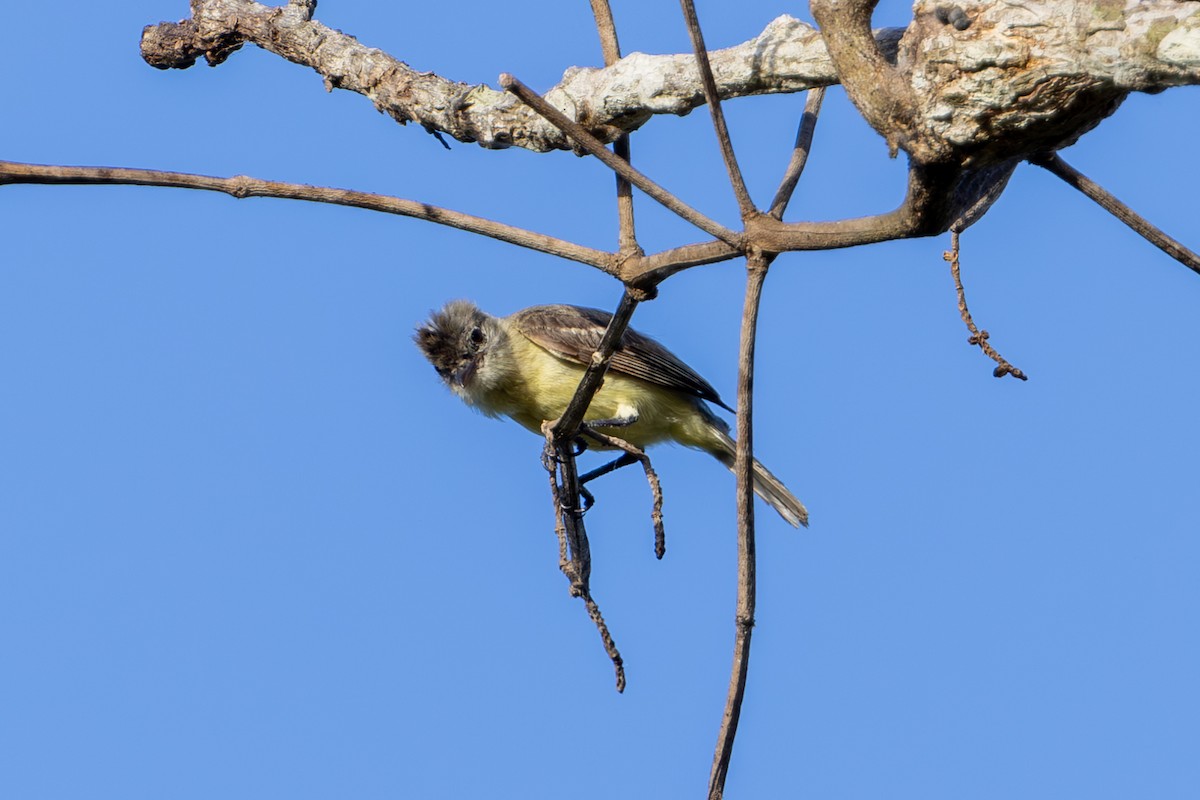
2, 2, 1198, 798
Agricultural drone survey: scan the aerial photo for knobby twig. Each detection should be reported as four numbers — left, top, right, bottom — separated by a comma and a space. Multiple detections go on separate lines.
1029, 153, 1200, 276
945, 231, 1028, 380
581, 429, 666, 560
539, 289, 645, 690
679, 0, 755, 219
542, 423, 626, 692
0, 160, 615, 273
708, 251, 772, 800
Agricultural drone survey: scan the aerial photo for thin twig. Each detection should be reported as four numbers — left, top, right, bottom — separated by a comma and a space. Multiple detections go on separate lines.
538, 284, 643, 691
944, 231, 1028, 381
500, 75, 744, 249
768, 87, 827, 220
584, 596, 625, 693
0, 160, 616, 273
551, 289, 643, 440
582, 429, 667, 560
588, 0, 622, 64
678, 0, 755, 219
708, 251, 771, 800
588, 0, 640, 256
1029, 152, 1200, 276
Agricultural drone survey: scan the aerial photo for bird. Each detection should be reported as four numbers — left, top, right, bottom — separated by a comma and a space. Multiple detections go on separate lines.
414, 300, 807, 527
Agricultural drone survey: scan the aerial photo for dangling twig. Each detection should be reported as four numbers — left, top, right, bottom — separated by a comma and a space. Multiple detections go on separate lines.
542, 423, 626, 692
945, 231, 1028, 381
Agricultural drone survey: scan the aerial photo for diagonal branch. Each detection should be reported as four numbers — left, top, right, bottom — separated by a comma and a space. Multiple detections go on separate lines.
0, 160, 616, 273
1030, 153, 1200, 277
679, 0, 755, 219
501, 75, 743, 249
768, 87, 827, 220
550, 289, 643, 441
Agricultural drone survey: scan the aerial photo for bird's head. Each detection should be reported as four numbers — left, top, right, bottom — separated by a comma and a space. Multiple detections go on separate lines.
414, 300, 506, 399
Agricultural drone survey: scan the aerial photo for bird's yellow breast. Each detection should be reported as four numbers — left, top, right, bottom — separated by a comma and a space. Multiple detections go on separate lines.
483, 330, 722, 452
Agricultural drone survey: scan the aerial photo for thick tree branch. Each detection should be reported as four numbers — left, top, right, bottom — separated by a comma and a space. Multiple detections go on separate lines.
142, 2, 901, 151
143, 2, 1200, 158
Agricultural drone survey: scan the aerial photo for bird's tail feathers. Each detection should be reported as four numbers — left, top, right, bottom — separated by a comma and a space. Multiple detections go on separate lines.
707, 428, 809, 528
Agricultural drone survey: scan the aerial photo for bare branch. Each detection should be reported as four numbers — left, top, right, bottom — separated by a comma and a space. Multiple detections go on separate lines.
587, 0, 623, 66
142, 2, 1200, 160
622, 239, 741, 286
944, 232, 1028, 381
501, 74, 744, 249
542, 424, 626, 692
588, 0, 640, 255
810, 0, 936, 161
679, 0, 755, 218
768, 87, 827, 220
550, 289, 644, 441
0, 160, 616, 273
142, 2, 903, 152
708, 251, 771, 799
1030, 153, 1200, 277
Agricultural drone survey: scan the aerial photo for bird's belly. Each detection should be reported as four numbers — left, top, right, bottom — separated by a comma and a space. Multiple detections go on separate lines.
506, 360, 696, 450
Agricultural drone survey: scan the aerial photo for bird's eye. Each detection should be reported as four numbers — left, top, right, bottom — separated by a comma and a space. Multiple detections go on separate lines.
469, 326, 485, 347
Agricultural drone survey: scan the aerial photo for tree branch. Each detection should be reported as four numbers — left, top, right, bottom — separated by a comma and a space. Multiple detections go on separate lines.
768, 87, 827, 220
501, 74, 744, 249
588, 0, 641, 256
1029, 152, 1200, 277
0, 160, 616, 273
142, 2, 903, 152
679, 0, 755, 219
708, 251, 771, 800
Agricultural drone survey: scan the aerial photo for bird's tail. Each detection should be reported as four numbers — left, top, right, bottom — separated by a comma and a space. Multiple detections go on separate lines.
707, 427, 809, 528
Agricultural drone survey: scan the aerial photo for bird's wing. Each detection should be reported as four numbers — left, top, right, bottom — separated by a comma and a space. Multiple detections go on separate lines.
510, 304, 733, 412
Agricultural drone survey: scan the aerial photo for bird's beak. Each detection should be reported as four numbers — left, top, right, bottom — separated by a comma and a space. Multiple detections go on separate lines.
451, 360, 476, 388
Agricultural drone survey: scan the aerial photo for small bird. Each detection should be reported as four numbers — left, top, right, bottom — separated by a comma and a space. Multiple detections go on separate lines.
414, 300, 808, 527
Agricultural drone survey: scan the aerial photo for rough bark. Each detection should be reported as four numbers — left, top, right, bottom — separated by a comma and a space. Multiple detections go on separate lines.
142, 1, 1200, 157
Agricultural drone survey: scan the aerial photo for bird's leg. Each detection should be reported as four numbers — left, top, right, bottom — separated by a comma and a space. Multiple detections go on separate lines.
577, 454, 638, 511
580, 453, 640, 487
573, 412, 636, 511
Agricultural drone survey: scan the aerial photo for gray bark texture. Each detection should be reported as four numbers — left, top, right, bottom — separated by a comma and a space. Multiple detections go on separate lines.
141, 1, 1200, 162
